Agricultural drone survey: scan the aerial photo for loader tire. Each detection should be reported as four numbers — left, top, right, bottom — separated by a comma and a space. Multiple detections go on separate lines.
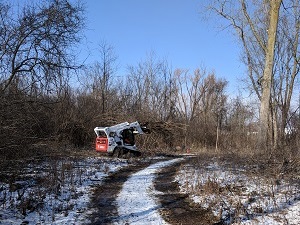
133, 151, 142, 157
113, 147, 122, 158
129, 150, 141, 157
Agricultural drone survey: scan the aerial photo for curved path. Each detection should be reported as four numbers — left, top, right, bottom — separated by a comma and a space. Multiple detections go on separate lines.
114, 158, 182, 224
87, 156, 218, 225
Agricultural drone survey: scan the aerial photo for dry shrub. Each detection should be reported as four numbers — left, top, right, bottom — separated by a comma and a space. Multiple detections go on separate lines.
201, 178, 222, 194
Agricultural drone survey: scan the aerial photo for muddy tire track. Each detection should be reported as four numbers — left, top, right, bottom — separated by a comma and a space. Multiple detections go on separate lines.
87, 161, 149, 224
154, 158, 220, 225
88, 156, 219, 225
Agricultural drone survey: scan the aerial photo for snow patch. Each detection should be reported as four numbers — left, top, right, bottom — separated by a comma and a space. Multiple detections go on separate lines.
0, 157, 128, 225
176, 161, 300, 225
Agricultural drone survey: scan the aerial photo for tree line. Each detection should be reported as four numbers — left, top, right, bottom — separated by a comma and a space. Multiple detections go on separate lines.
209, 0, 300, 155
1, 0, 299, 160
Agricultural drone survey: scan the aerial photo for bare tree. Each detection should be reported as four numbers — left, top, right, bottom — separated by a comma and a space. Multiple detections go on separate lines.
225, 96, 256, 151
272, 0, 300, 147
259, 0, 282, 149
208, 0, 284, 150
126, 53, 173, 119
0, 0, 84, 93
0, 0, 85, 156
174, 68, 227, 149
200, 74, 228, 149
88, 41, 118, 114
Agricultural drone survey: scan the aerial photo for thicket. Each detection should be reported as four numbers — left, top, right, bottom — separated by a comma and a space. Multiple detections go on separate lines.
2, 59, 300, 160
1, 0, 300, 161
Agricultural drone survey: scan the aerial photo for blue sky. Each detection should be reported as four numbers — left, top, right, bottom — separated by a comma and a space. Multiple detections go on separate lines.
80, 0, 246, 95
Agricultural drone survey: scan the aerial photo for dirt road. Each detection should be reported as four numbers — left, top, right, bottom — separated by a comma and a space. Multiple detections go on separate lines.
87, 156, 219, 225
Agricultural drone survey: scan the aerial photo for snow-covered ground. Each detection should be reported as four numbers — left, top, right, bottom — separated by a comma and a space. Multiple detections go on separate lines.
1, 155, 300, 225
0, 156, 128, 225
0, 155, 181, 225
114, 158, 183, 225
176, 160, 300, 225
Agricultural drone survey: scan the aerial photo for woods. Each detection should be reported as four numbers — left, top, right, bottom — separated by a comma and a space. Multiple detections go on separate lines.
209, 0, 300, 156
1, 1, 300, 224
1, 0, 300, 161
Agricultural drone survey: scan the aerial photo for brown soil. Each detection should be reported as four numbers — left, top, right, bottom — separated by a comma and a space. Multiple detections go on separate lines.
154, 158, 221, 225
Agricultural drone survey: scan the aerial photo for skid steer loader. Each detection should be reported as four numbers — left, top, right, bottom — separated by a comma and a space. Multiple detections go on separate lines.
94, 121, 150, 157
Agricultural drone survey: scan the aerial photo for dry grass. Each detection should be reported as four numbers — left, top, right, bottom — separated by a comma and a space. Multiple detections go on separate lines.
0, 149, 121, 220
176, 153, 300, 224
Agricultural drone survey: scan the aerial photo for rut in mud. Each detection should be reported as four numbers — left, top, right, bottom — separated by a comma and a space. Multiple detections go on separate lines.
154, 158, 219, 225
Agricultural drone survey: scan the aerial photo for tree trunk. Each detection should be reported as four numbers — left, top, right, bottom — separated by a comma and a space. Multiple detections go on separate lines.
259, 0, 282, 150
